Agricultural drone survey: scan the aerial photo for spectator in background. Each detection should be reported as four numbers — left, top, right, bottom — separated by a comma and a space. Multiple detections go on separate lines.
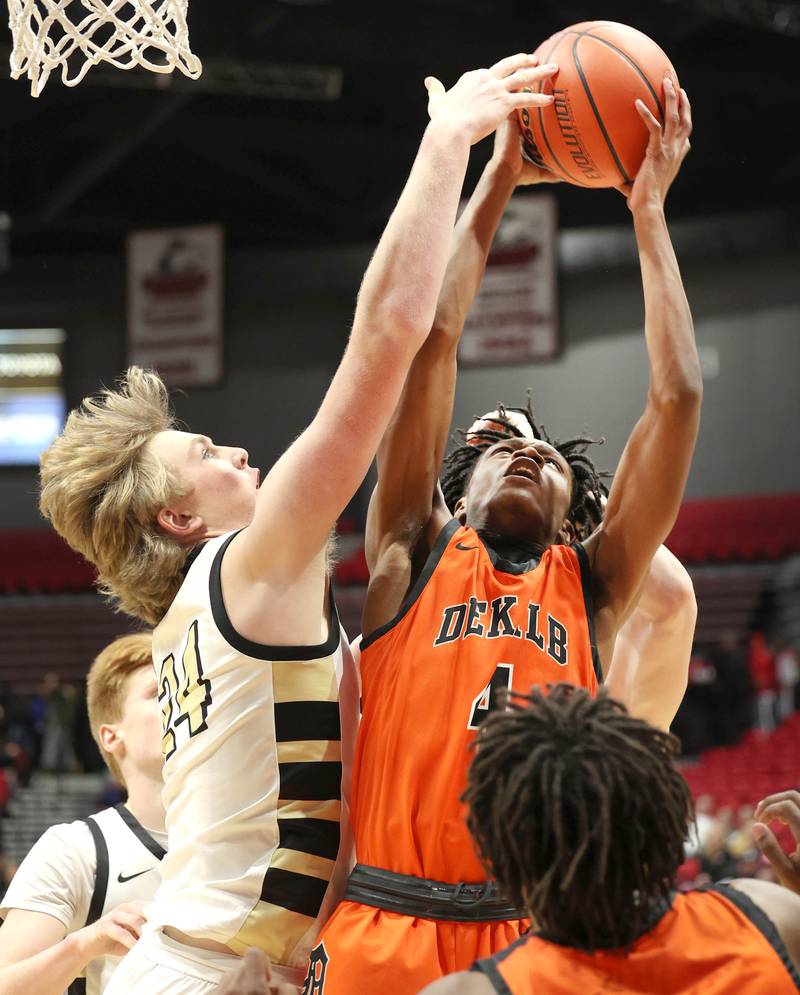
39, 674, 79, 774
775, 640, 800, 724
696, 806, 740, 883
0, 689, 37, 782
748, 630, 777, 736
708, 629, 754, 745
685, 793, 717, 859
672, 650, 716, 755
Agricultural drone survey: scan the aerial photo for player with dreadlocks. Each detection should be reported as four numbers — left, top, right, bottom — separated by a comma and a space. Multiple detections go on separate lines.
441, 397, 608, 542
307, 79, 700, 994
419, 684, 800, 994
442, 395, 698, 733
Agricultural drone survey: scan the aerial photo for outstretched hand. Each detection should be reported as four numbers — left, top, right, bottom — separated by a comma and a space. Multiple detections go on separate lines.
424, 54, 557, 148
752, 790, 800, 894
617, 76, 692, 211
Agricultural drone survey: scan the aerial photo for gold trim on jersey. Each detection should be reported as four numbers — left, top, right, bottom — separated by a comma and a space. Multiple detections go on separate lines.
276, 739, 342, 764
272, 656, 339, 703
277, 798, 342, 822
226, 901, 314, 962
270, 847, 336, 881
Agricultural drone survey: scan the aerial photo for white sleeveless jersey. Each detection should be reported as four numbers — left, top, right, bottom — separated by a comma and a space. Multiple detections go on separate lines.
149, 531, 358, 971
77, 806, 166, 994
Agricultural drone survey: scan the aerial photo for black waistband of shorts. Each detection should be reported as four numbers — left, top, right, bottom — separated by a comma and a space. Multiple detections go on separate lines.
344, 863, 527, 923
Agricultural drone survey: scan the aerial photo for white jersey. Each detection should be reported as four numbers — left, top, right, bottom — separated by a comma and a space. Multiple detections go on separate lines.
149, 531, 358, 971
0, 804, 165, 995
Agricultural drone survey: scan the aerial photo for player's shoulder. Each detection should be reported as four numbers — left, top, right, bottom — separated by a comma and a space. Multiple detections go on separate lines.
723, 876, 800, 921
720, 879, 800, 978
0, 811, 108, 923
31, 814, 98, 855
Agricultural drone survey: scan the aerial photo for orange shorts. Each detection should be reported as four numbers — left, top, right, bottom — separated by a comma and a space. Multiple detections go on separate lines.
304, 900, 529, 994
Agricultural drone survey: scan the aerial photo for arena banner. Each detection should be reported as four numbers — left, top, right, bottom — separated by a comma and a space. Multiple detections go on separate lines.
127, 224, 224, 387
458, 193, 558, 366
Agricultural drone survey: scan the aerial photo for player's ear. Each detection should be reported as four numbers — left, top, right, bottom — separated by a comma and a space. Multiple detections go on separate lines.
453, 496, 467, 525
98, 722, 122, 758
157, 507, 206, 543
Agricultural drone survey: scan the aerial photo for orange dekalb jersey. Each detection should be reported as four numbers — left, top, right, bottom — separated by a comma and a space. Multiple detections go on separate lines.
352, 519, 601, 882
472, 885, 800, 994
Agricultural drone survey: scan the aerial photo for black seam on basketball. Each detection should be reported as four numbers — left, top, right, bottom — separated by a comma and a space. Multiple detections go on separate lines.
535, 31, 586, 186
583, 29, 666, 121
573, 35, 631, 186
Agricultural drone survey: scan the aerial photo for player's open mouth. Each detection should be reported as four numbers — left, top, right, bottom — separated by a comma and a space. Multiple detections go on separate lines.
506, 459, 540, 484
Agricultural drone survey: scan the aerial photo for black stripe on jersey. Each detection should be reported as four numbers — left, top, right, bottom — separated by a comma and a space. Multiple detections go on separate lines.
279, 761, 342, 800
478, 533, 541, 575
361, 518, 460, 651
115, 804, 166, 860
84, 816, 109, 926
260, 867, 330, 919
471, 933, 531, 993
278, 818, 341, 861
574, 542, 603, 683
705, 883, 800, 990
210, 530, 341, 661
181, 541, 207, 578
471, 959, 514, 994
67, 981, 87, 995
274, 701, 341, 742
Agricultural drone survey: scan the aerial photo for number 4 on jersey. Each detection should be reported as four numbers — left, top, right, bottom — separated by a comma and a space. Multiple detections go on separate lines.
467, 663, 514, 730
159, 619, 212, 760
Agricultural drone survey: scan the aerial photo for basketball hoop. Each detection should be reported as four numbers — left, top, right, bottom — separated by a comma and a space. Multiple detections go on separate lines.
7, 0, 202, 97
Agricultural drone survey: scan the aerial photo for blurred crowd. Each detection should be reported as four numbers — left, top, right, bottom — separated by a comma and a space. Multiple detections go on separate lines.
672, 628, 800, 757
0, 672, 105, 814
678, 794, 792, 890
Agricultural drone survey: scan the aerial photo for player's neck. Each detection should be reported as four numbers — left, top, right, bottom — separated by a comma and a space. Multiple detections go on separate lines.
121, 768, 166, 834
476, 529, 547, 564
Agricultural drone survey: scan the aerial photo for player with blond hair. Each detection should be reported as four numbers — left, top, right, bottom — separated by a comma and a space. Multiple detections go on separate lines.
0, 631, 166, 995
39, 54, 558, 994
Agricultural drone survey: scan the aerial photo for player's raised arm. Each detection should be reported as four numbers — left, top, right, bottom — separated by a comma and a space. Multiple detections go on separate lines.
364, 80, 558, 579
583, 79, 700, 648
232, 56, 554, 585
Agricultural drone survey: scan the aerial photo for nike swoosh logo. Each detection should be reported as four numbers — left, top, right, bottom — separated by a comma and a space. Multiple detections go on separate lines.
117, 868, 152, 884
455, 542, 478, 551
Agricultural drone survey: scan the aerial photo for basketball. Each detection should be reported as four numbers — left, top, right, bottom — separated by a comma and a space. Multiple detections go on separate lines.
517, 21, 679, 188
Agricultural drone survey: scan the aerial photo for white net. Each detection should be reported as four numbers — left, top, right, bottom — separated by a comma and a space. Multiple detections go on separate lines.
7, 0, 202, 97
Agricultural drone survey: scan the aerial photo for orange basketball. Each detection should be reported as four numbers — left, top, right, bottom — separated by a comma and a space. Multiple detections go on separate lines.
517, 21, 679, 188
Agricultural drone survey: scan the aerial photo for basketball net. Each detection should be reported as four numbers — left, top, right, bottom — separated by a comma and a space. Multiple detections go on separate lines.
7, 0, 202, 97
